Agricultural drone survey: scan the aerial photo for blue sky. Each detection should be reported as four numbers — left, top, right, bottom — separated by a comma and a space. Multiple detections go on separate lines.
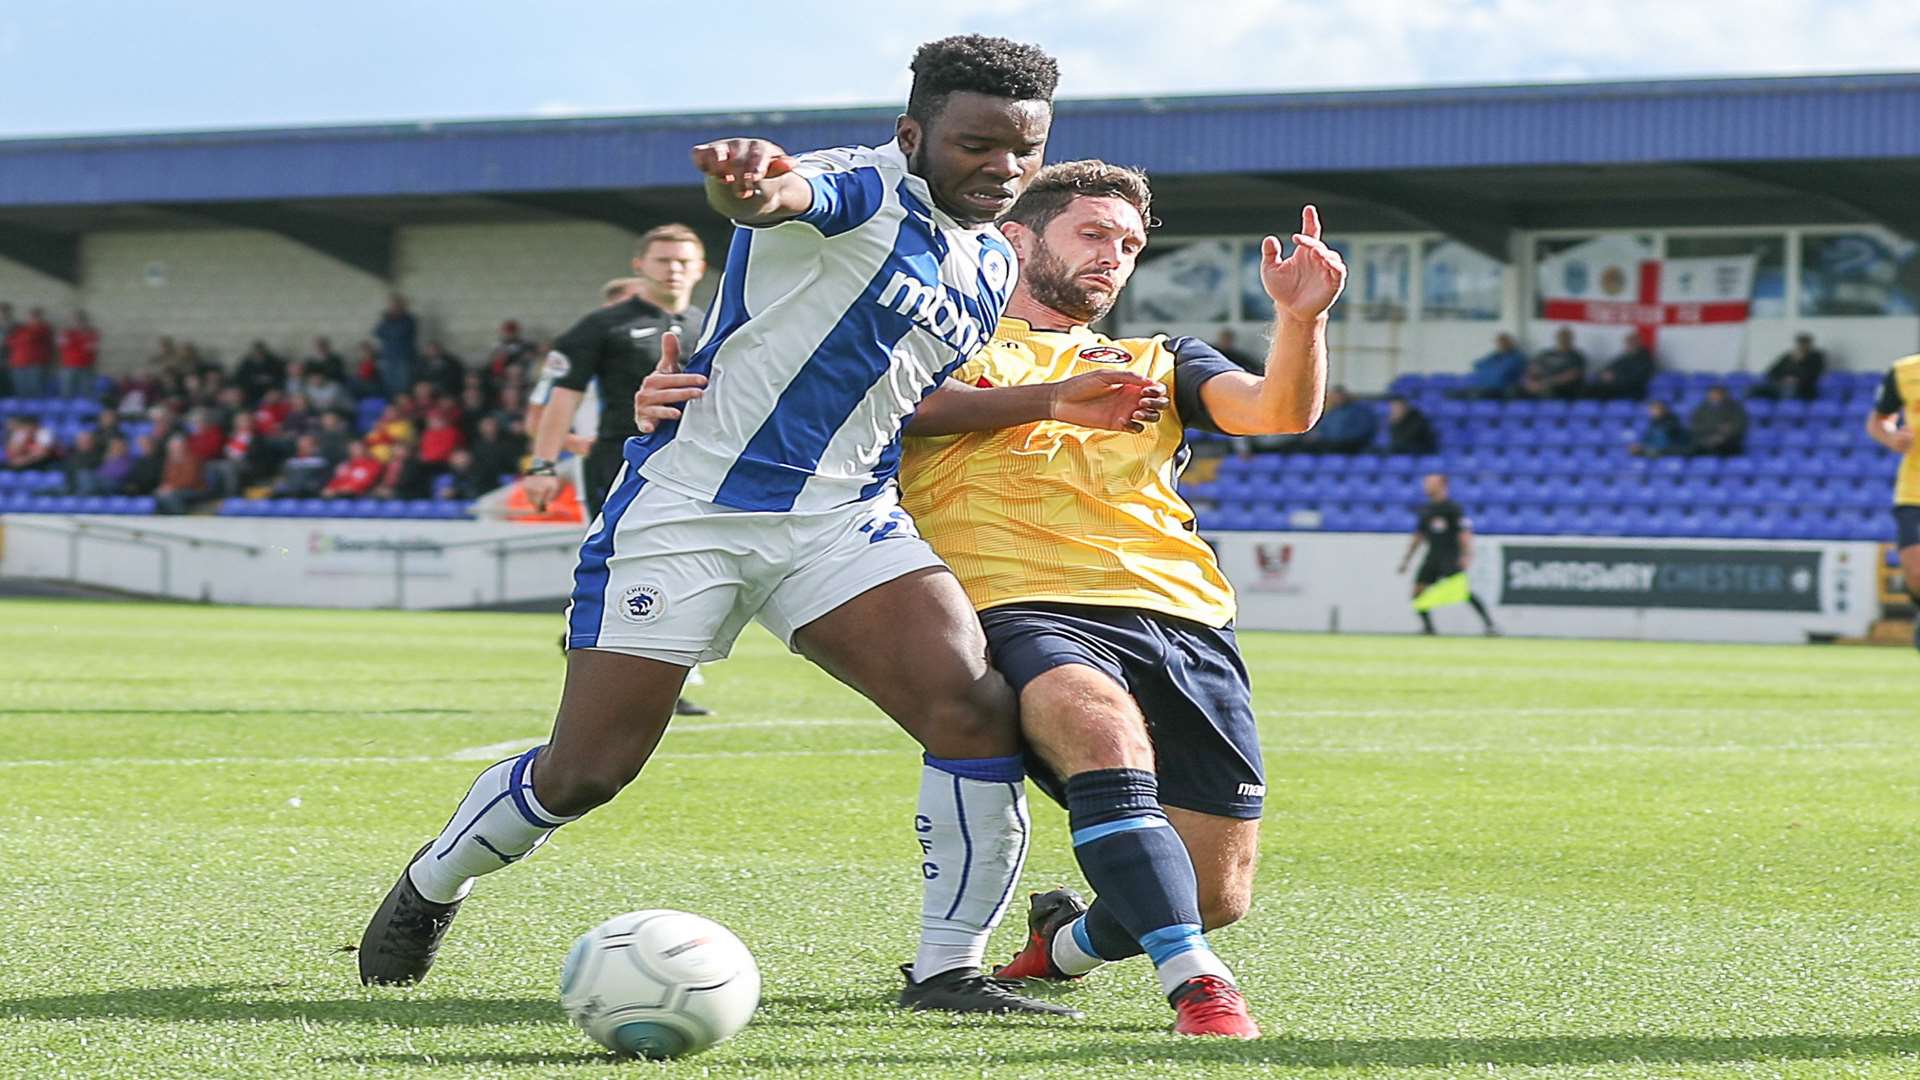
2, 0, 1916, 138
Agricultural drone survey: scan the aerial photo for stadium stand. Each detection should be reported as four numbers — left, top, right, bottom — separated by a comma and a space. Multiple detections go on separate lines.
1185, 369, 1896, 543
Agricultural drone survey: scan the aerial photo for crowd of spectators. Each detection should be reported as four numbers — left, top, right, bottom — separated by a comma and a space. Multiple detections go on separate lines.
2, 294, 539, 514
1453, 328, 1830, 405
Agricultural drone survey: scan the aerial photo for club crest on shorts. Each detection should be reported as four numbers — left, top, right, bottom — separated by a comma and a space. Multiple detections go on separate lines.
1077, 345, 1131, 364
619, 583, 666, 624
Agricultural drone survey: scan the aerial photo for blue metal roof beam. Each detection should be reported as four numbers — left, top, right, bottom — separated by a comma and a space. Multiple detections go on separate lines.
0, 74, 1916, 209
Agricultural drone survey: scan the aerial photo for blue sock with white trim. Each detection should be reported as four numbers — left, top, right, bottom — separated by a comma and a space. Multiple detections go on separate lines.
910, 753, 1030, 982
408, 746, 579, 904
1052, 769, 1234, 995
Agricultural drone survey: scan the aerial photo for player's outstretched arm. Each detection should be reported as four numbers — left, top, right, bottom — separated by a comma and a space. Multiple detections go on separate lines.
1198, 206, 1347, 437
693, 139, 812, 226
906, 371, 1168, 437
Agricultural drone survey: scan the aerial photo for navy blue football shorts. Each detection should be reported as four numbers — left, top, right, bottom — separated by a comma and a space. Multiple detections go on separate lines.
978, 601, 1264, 820
1896, 505, 1920, 550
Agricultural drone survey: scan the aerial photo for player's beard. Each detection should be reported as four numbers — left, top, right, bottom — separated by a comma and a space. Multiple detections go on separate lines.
1023, 240, 1116, 325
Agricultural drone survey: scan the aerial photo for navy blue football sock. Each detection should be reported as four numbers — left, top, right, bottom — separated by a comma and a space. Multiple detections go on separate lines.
1063, 769, 1204, 958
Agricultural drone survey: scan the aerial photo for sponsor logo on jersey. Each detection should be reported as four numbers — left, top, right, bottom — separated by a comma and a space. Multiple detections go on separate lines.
619, 583, 666, 624
628, 326, 660, 341
1077, 345, 1132, 365
542, 351, 571, 379
879, 270, 987, 356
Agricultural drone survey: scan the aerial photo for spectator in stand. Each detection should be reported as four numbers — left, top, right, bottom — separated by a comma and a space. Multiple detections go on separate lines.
251, 388, 293, 440
467, 414, 522, 485
62, 430, 104, 492
350, 341, 382, 398
212, 412, 268, 494
442, 448, 494, 501
92, 436, 137, 495
322, 440, 383, 499
91, 408, 123, 445
5, 415, 56, 470
365, 402, 416, 462
486, 320, 534, 393
1751, 332, 1827, 401
303, 367, 349, 414
314, 411, 353, 463
306, 337, 348, 384
373, 294, 419, 397
1454, 332, 1529, 400
154, 433, 209, 514
0, 302, 14, 396
233, 340, 286, 404
1386, 394, 1438, 455
417, 412, 465, 474
57, 311, 100, 399
417, 340, 466, 396
7, 307, 55, 398
1688, 385, 1748, 456
456, 385, 490, 440
1586, 331, 1655, 401
183, 408, 226, 464
1292, 385, 1377, 454
206, 386, 245, 432
1518, 328, 1587, 400
124, 434, 163, 496
1210, 328, 1263, 372
271, 435, 332, 498
1629, 400, 1691, 458
374, 441, 431, 500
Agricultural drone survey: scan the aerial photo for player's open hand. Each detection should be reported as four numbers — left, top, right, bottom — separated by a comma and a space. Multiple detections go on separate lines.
1048, 370, 1168, 433
1260, 206, 1347, 323
634, 334, 706, 434
691, 139, 794, 199
1889, 428, 1915, 454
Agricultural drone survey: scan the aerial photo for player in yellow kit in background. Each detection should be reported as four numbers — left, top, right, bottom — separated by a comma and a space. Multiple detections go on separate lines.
632, 161, 1344, 1035
1866, 351, 1920, 652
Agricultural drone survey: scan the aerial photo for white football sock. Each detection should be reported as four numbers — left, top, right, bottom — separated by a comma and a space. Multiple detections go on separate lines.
1049, 915, 1106, 976
910, 755, 1029, 982
408, 746, 578, 904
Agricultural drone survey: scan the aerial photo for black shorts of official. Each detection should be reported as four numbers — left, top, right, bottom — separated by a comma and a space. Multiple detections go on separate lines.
583, 438, 629, 524
1896, 506, 1920, 551
978, 601, 1264, 820
1416, 556, 1463, 589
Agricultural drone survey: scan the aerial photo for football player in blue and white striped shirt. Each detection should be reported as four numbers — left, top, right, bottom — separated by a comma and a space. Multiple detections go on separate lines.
361, 35, 1120, 1018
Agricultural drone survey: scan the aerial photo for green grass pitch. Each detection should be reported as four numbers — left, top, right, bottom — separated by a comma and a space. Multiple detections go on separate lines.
6, 597, 1920, 1078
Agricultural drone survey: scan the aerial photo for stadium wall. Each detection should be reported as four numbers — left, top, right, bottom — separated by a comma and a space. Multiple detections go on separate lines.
1211, 531, 1880, 644
0, 515, 1883, 643
66, 220, 654, 372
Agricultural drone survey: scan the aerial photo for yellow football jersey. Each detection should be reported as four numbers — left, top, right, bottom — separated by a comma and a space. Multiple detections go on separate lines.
1882, 353, 1920, 505
899, 317, 1239, 627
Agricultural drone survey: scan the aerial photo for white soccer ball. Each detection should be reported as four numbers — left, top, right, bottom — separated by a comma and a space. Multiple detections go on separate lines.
560, 909, 760, 1059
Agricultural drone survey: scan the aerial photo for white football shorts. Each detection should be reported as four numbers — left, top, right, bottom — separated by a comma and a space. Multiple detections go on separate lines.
563, 464, 947, 666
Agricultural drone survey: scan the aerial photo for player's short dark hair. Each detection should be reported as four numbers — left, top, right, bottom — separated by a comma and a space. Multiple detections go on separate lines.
907, 35, 1058, 124
1003, 160, 1154, 235
635, 223, 703, 258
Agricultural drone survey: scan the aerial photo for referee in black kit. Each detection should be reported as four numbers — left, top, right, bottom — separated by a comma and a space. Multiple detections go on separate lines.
525, 223, 711, 715
523, 223, 707, 523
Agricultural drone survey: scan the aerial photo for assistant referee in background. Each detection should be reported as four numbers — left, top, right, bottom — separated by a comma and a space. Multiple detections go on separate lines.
523, 223, 707, 522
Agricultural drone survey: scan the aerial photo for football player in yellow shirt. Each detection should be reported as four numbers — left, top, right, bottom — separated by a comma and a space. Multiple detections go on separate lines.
633, 161, 1343, 1035
1866, 351, 1920, 650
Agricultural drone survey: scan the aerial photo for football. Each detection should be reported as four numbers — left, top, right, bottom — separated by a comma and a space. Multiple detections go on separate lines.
559, 909, 761, 1059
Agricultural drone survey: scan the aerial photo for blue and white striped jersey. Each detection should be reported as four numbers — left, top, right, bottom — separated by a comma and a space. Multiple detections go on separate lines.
628, 141, 1018, 513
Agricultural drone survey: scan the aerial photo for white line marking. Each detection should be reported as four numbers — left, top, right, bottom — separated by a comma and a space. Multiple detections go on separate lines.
0, 748, 897, 769
444, 719, 886, 760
